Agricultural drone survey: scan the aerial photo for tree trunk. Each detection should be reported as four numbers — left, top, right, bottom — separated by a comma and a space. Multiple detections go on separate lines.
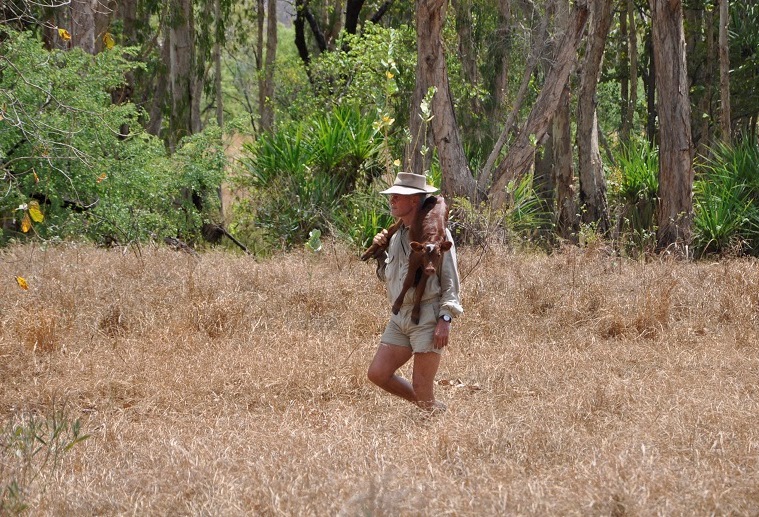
294, 0, 311, 69
550, 0, 577, 240
451, 0, 484, 144
533, 130, 555, 211
70, 0, 97, 54
696, 6, 715, 154
718, 0, 731, 144
259, 0, 278, 132
488, 0, 590, 209
214, 0, 223, 127
345, 0, 365, 34
644, 28, 656, 145
147, 32, 169, 137
452, 0, 481, 105
413, 0, 476, 199
490, 1, 512, 121
554, 84, 577, 240
479, 2, 549, 192
628, 0, 638, 140
650, 0, 694, 251
576, 0, 611, 233
167, 0, 199, 150
620, 0, 638, 143
618, 2, 629, 142
256, 0, 265, 128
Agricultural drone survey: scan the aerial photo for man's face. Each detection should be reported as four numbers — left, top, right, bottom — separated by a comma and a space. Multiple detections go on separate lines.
389, 194, 419, 219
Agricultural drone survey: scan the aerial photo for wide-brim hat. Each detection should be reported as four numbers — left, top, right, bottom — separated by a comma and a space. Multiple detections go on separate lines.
380, 172, 439, 195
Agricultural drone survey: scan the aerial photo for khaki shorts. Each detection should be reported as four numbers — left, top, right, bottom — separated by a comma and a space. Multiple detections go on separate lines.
380, 302, 442, 354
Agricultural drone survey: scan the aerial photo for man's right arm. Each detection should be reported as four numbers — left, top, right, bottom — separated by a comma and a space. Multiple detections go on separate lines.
372, 229, 389, 281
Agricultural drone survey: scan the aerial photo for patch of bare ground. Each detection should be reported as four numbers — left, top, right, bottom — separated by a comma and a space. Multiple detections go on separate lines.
1, 242, 758, 515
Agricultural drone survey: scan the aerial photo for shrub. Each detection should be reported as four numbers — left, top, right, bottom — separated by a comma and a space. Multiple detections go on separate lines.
1, 405, 88, 514
693, 140, 759, 256
0, 28, 226, 247
609, 138, 660, 254
238, 104, 385, 251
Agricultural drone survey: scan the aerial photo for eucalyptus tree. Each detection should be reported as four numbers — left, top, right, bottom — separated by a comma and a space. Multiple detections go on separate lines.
488, 0, 590, 208
258, 0, 278, 132
718, 0, 731, 143
576, 0, 612, 233
618, 0, 639, 144
552, 0, 579, 239
650, 0, 694, 250
410, 0, 477, 198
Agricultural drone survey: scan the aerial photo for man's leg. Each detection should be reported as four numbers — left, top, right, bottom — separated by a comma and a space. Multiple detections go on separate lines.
411, 351, 443, 410
367, 343, 415, 402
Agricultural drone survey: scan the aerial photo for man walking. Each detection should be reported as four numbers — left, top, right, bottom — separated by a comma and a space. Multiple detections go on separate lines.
367, 172, 463, 412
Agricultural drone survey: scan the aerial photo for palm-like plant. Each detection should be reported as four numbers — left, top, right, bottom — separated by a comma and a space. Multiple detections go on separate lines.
610, 138, 660, 251
240, 104, 385, 250
693, 141, 759, 256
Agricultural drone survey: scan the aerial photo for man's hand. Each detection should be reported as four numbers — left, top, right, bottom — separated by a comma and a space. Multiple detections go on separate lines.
373, 229, 389, 248
433, 318, 450, 349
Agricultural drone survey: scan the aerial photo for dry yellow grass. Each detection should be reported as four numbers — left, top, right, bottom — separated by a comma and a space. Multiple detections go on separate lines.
1, 242, 758, 515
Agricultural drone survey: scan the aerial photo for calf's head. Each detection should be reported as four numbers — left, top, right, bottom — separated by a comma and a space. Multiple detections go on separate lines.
410, 240, 453, 276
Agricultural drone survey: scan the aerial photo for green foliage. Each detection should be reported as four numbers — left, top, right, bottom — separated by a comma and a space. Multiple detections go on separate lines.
609, 138, 660, 252
83, 126, 227, 246
729, 4, 759, 124
292, 23, 416, 167
452, 173, 551, 248
307, 24, 416, 116
614, 139, 660, 203
0, 28, 226, 247
1, 405, 89, 514
0, 28, 141, 240
504, 172, 553, 237
332, 186, 394, 250
693, 141, 759, 256
238, 104, 384, 251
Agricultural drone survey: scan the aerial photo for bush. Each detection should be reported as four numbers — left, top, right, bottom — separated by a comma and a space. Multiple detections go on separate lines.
609, 138, 660, 254
693, 140, 759, 256
238, 104, 386, 252
1, 405, 88, 514
0, 28, 226, 247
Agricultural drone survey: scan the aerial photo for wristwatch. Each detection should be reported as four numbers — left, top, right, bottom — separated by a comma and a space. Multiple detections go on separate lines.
440, 314, 452, 323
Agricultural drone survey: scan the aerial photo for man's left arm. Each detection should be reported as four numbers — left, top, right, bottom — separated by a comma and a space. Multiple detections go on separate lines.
434, 231, 463, 349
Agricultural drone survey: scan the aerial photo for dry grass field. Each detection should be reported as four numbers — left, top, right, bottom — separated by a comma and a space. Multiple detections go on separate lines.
1, 241, 759, 515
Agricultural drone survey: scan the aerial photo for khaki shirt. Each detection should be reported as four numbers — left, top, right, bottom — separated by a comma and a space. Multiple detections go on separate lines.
376, 225, 464, 319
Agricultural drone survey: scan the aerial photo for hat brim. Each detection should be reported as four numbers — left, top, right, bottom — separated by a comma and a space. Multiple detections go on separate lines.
380, 184, 439, 195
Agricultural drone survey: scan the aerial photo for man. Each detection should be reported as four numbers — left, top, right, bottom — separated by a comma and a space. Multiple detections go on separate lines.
366, 172, 464, 412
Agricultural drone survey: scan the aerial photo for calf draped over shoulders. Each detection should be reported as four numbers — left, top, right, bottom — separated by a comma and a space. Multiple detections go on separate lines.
377, 225, 463, 318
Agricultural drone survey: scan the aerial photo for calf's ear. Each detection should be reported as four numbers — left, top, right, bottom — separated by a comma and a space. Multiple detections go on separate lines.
410, 241, 424, 251
441, 241, 453, 252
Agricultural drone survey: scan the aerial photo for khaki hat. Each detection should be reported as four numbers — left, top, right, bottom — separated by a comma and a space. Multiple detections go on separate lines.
380, 172, 439, 195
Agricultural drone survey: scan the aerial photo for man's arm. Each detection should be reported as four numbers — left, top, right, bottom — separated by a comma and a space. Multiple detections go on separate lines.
371, 229, 389, 282
438, 229, 464, 319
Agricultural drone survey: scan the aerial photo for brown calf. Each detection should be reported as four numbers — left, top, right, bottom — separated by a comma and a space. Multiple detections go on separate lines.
361, 195, 452, 324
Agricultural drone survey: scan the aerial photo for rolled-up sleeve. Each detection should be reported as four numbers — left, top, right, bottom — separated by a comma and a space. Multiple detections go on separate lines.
439, 229, 464, 319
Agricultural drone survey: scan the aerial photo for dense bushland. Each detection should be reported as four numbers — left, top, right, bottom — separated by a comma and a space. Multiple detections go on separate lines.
3, 18, 759, 259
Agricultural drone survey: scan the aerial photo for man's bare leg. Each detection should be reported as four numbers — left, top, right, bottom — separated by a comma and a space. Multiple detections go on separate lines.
367, 343, 415, 402
412, 351, 444, 411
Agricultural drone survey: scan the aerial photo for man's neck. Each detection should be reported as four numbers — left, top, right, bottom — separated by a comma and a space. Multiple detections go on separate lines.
400, 210, 417, 227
